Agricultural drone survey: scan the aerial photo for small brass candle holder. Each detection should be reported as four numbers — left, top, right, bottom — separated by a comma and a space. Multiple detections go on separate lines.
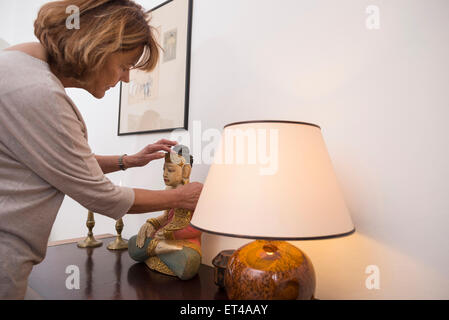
77, 210, 103, 248
107, 218, 128, 250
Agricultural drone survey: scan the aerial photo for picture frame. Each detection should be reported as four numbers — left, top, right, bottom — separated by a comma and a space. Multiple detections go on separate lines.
118, 0, 193, 136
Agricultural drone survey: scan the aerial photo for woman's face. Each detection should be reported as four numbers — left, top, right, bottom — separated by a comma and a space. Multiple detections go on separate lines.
85, 46, 144, 98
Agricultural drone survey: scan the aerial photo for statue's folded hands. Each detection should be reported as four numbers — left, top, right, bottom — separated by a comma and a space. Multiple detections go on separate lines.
136, 214, 168, 248
154, 240, 183, 255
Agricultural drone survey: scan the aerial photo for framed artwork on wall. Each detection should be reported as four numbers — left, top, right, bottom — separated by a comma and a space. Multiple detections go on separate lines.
118, 0, 193, 135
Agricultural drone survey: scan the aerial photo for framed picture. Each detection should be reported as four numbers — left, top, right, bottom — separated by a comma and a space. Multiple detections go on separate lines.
118, 0, 193, 135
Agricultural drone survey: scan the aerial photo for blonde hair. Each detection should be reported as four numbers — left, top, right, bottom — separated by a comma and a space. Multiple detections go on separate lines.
34, 0, 160, 80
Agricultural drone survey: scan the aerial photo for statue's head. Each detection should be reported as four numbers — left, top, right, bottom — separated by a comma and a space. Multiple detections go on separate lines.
163, 145, 193, 188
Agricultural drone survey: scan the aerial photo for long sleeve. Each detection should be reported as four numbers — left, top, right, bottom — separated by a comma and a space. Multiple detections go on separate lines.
0, 82, 134, 220
0, 50, 136, 299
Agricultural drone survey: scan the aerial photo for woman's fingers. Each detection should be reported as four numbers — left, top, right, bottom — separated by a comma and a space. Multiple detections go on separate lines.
146, 152, 165, 161
134, 140, 177, 165
155, 139, 177, 146
146, 144, 173, 154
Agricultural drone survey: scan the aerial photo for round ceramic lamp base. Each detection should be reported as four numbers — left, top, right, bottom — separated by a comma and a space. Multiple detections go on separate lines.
224, 240, 316, 300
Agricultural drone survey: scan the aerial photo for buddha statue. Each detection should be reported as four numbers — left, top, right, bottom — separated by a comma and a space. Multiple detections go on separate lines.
128, 145, 202, 280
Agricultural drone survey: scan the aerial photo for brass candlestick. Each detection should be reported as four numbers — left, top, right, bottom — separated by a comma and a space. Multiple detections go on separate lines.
77, 210, 103, 248
107, 218, 128, 250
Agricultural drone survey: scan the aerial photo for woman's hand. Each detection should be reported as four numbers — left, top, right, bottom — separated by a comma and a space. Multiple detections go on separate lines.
176, 182, 204, 211
126, 139, 178, 168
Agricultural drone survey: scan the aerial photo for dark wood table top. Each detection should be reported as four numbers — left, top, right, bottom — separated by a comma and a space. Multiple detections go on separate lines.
29, 236, 228, 300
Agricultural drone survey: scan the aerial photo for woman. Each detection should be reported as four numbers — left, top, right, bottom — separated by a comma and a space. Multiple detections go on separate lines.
0, 0, 202, 299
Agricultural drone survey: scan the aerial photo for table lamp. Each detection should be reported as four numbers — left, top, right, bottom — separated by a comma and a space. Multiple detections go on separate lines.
190, 120, 355, 300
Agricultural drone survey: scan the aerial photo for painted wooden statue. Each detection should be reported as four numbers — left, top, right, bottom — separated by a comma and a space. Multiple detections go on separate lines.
128, 145, 202, 280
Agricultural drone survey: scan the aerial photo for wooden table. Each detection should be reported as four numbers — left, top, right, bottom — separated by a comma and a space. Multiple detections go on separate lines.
28, 235, 228, 300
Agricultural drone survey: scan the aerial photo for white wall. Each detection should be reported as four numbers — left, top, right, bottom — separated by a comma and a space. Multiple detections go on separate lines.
1, 0, 448, 299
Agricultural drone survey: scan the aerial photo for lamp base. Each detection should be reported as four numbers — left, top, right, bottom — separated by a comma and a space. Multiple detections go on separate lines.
224, 240, 315, 300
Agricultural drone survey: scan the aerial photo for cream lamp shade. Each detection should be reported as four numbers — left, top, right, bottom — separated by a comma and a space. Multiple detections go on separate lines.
190, 120, 355, 240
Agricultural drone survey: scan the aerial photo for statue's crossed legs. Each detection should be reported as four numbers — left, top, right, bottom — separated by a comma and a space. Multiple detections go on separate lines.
128, 235, 201, 280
